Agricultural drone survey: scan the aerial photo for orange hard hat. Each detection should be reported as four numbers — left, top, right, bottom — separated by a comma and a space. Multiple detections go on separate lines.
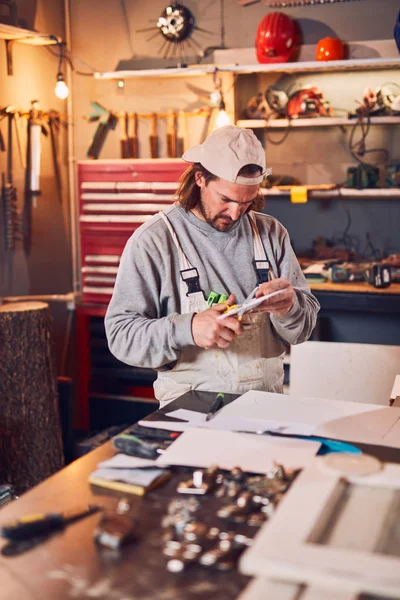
316, 37, 344, 61
256, 12, 297, 64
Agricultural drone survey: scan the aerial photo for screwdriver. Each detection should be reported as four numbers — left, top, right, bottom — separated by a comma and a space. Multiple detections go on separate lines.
0, 504, 102, 541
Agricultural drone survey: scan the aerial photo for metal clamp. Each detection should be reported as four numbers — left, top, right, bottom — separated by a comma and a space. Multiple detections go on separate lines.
253, 259, 270, 284
180, 267, 202, 295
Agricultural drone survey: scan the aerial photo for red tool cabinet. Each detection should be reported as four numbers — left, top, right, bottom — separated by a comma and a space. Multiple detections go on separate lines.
76, 159, 188, 429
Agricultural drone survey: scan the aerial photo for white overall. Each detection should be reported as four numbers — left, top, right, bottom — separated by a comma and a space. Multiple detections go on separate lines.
154, 212, 285, 407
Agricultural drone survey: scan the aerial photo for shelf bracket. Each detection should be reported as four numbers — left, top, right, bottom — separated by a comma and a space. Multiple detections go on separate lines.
5, 39, 15, 75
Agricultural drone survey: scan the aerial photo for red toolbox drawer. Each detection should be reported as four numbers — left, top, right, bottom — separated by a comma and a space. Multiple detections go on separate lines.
78, 159, 187, 304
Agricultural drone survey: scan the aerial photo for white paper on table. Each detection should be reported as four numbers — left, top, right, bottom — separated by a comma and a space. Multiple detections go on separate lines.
203, 415, 314, 436
391, 374, 400, 401
98, 454, 159, 470
139, 414, 313, 435
138, 419, 192, 432
216, 390, 400, 448
156, 428, 320, 473
165, 409, 207, 423
163, 409, 311, 435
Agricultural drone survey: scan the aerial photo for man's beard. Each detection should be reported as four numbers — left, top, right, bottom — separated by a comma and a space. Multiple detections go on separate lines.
197, 199, 236, 232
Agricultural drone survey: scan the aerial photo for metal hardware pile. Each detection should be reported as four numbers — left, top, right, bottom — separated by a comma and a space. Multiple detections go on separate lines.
161, 463, 298, 572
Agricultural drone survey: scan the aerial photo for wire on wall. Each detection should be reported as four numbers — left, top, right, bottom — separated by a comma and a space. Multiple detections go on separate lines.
348, 114, 389, 168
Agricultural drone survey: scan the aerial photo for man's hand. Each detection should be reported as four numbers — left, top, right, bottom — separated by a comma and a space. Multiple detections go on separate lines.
255, 278, 295, 316
192, 294, 243, 349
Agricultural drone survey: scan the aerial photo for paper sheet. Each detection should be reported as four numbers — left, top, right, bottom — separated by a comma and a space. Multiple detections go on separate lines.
156, 428, 320, 473
140, 414, 313, 435
391, 375, 400, 401
98, 454, 159, 469
216, 390, 400, 448
205, 415, 314, 436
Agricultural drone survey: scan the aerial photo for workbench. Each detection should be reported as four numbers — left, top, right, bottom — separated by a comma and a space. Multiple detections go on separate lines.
309, 282, 400, 345
1, 391, 399, 600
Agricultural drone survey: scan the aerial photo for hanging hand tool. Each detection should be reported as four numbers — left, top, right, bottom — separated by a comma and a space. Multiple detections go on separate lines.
86, 102, 118, 160
48, 110, 63, 204
22, 102, 35, 257
0, 118, 5, 152
22, 100, 48, 257
29, 100, 44, 202
119, 112, 130, 158
149, 113, 158, 159
129, 112, 139, 158
13, 111, 25, 169
1, 109, 20, 285
176, 110, 186, 157
166, 109, 176, 158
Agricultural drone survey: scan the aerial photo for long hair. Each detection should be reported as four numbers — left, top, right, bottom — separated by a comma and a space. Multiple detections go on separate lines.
175, 163, 265, 212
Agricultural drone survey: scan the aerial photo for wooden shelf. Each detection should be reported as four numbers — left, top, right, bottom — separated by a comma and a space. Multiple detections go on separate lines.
237, 116, 400, 129
94, 65, 217, 80
0, 23, 61, 75
261, 188, 400, 199
0, 22, 61, 45
93, 56, 400, 80
219, 56, 400, 75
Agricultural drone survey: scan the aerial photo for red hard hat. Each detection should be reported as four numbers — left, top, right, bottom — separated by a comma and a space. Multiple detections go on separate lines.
256, 12, 297, 64
316, 37, 344, 61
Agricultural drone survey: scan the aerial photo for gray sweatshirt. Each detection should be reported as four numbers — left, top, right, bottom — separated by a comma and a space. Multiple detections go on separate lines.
105, 203, 320, 370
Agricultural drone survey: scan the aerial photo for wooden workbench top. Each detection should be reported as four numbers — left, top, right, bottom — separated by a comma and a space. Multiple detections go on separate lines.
309, 281, 400, 295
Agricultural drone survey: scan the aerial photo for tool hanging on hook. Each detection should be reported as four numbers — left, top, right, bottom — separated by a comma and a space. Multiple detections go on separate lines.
149, 113, 158, 159
48, 110, 64, 204
130, 113, 139, 158
166, 109, 176, 158
23, 100, 48, 257
86, 102, 118, 160
119, 112, 130, 159
29, 100, 45, 203
1, 108, 20, 285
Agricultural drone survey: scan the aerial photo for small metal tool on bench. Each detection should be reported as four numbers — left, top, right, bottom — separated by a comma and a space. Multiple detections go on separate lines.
177, 466, 220, 495
94, 498, 137, 550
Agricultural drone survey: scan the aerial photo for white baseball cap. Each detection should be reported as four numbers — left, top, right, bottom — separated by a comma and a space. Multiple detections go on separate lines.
182, 125, 269, 185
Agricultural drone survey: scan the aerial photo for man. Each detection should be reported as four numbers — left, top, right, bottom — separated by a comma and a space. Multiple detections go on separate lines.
105, 125, 319, 406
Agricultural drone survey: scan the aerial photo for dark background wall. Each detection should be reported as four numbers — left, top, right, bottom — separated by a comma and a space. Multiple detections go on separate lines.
69, 0, 400, 258
0, 0, 72, 375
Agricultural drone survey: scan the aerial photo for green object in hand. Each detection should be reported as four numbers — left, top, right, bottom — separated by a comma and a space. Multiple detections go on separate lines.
207, 291, 220, 306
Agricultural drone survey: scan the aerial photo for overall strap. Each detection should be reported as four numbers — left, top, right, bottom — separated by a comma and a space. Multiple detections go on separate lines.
248, 211, 276, 282
159, 212, 202, 295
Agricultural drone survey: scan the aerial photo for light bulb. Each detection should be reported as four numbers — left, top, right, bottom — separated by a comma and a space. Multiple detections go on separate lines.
216, 108, 231, 128
55, 73, 69, 99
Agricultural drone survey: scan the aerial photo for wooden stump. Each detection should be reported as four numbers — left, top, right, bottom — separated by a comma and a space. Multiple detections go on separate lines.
0, 301, 64, 493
